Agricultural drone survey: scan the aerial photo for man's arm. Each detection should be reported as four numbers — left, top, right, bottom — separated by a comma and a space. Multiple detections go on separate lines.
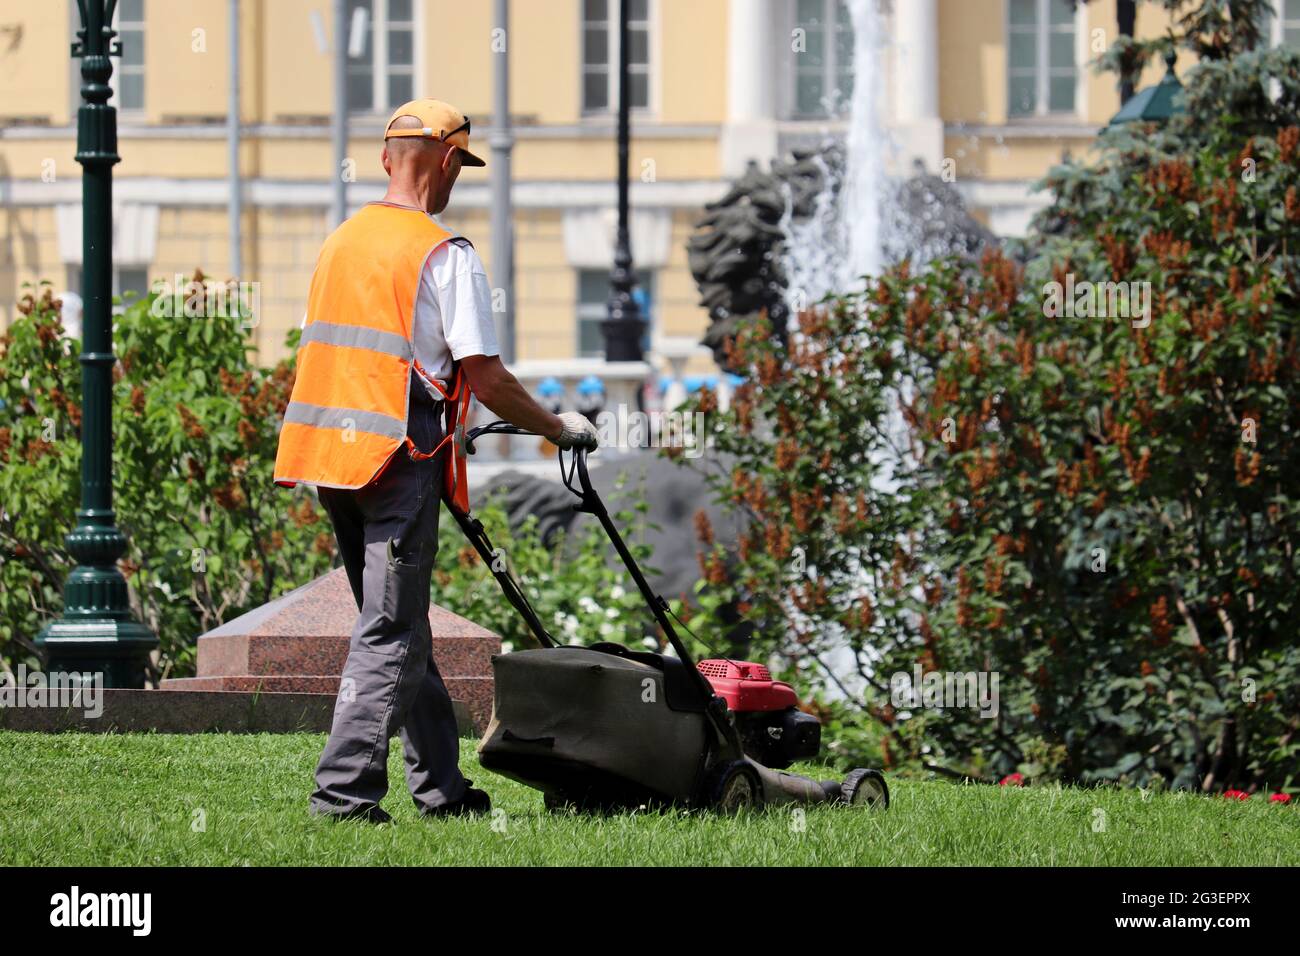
460, 354, 564, 440
437, 242, 597, 449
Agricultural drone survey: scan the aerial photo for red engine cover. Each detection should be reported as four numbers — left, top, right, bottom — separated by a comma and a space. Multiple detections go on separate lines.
697, 659, 799, 712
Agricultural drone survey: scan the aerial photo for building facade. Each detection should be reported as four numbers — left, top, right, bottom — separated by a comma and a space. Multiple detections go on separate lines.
1, 1, 1295, 370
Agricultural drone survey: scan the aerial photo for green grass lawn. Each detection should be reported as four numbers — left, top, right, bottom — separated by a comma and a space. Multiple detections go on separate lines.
1, 730, 1295, 866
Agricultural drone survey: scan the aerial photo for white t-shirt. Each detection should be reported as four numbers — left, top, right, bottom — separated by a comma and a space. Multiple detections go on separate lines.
413, 230, 500, 397
300, 217, 500, 399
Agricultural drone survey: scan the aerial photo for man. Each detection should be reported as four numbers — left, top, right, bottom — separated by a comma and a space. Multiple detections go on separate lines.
273, 99, 598, 823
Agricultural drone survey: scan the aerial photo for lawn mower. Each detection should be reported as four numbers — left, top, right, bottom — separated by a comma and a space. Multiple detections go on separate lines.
444, 420, 889, 814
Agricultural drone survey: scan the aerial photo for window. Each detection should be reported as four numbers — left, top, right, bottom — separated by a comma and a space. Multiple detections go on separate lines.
581, 0, 651, 114
115, 0, 145, 113
577, 269, 653, 358
1264, 0, 1300, 47
66, 265, 150, 316
1286, 0, 1300, 46
1007, 0, 1077, 117
346, 0, 416, 113
791, 0, 854, 118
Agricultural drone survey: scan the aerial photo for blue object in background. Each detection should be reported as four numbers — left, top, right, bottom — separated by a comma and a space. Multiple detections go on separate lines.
725, 373, 745, 388
536, 376, 566, 414
682, 376, 704, 394
631, 286, 650, 313
657, 375, 674, 394
575, 374, 605, 422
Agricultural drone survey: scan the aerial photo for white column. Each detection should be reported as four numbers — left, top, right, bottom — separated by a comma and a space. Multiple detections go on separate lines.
721, 0, 778, 177
892, 0, 944, 174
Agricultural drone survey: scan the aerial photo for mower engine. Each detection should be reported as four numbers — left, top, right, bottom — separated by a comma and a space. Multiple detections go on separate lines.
697, 660, 820, 770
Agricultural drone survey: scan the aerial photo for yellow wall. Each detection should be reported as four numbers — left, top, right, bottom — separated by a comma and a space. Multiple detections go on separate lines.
660, 0, 727, 123
146, 0, 227, 121
939, 0, 1005, 125
1086, 0, 1120, 123
0, 2, 69, 124
511, 0, 581, 124
0, 206, 61, 315
262, 0, 331, 124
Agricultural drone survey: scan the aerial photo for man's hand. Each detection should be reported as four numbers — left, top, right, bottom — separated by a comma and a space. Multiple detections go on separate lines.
550, 411, 599, 450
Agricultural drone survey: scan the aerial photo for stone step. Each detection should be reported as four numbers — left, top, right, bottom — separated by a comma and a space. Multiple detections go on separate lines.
161, 675, 495, 731
0, 688, 478, 737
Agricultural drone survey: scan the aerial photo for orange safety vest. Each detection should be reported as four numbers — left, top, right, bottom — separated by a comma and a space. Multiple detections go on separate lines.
273, 202, 475, 511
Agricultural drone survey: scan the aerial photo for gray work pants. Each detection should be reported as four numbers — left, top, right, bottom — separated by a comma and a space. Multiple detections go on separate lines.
309, 385, 468, 817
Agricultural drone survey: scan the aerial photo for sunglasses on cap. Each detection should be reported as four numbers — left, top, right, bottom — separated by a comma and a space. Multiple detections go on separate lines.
384, 118, 470, 140
442, 118, 470, 141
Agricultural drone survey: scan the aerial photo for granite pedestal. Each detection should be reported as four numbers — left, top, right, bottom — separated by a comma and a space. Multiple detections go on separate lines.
160, 567, 500, 732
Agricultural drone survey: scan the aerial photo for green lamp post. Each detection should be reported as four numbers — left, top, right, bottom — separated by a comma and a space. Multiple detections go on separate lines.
602, 0, 647, 363
1108, 48, 1186, 126
36, 0, 158, 687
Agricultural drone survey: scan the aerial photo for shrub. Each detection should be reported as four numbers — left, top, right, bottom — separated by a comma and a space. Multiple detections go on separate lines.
0, 280, 332, 680
684, 14, 1300, 790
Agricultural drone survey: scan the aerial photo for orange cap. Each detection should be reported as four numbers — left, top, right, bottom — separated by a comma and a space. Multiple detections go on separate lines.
384, 99, 486, 167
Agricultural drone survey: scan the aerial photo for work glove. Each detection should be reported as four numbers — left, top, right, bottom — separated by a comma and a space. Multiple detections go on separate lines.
550, 411, 599, 451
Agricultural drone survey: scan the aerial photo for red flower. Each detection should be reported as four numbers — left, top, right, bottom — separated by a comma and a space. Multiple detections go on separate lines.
999, 773, 1025, 787
1223, 789, 1250, 801
1269, 793, 1292, 804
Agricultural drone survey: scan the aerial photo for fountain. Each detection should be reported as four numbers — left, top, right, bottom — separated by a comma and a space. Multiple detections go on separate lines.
783, 0, 888, 310
690, 0, 993, 367
683, 0, 1001, 697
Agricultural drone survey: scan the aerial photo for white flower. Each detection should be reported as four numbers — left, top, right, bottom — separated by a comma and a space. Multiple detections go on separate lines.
609, 585, 626, 601
578, 596, 602, 616
599, 621, 614, 637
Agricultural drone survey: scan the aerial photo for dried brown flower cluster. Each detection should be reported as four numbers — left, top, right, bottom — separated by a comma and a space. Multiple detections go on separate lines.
1146, 159, 1196, 204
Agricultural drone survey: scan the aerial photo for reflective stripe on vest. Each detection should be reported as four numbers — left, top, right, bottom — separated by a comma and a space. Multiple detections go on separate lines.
282, 402, 408, 442
273, 203, 462, 490
298, 320, 413, 360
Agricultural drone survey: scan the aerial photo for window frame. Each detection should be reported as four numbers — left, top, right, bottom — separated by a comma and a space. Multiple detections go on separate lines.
66, 264, 151, 316
113, 0, 147, 117
576, 268, 655, 359
783, 0, 856, 121
580, 0, 657, 117
1006, 0, 1082, 121
1266, 0, 1300, 48
346, 0, 421, 116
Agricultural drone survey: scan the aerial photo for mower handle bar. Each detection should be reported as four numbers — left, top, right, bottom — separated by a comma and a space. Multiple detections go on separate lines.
463, 420, 600, 501
462, 420, 719, 706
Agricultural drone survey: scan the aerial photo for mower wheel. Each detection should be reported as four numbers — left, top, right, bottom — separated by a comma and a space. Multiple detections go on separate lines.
705, 760, 764, 813
841, 768, 889, 809
543, 792, 576, 813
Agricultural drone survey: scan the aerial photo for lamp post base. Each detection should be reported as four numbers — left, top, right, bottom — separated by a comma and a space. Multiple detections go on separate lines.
601, 316, 647, 363
36, 619, 158, 688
